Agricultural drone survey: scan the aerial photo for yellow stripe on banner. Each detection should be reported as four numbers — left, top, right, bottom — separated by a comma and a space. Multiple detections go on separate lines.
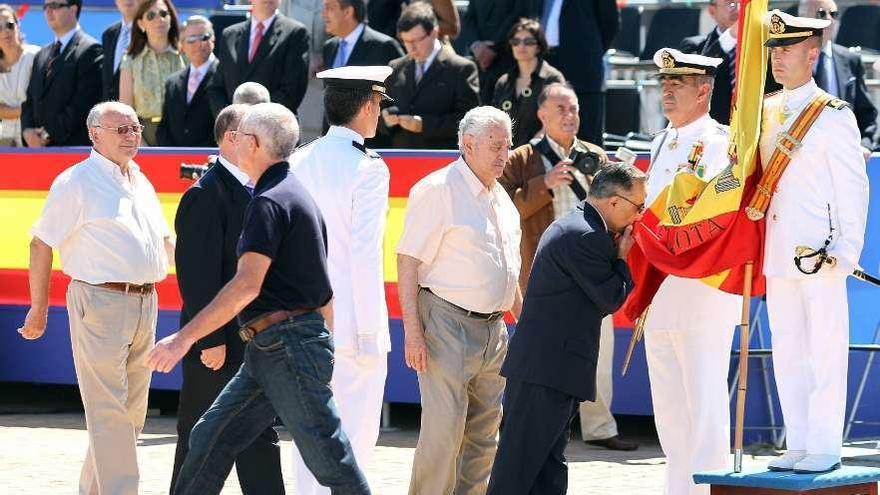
1, 190, 411, 283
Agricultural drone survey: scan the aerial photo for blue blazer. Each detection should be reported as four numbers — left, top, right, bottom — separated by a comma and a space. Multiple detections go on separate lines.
501, 202, 634, 401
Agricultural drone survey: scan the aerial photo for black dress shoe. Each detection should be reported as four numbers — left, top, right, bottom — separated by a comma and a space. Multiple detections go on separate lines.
585, 435, 639, 451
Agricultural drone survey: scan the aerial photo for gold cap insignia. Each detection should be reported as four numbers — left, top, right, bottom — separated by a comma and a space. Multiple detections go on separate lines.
661, 51, 675, 69
769, 14, 785, 35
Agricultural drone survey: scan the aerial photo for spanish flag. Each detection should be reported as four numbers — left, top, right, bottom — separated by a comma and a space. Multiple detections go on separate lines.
622, 0, 769, 321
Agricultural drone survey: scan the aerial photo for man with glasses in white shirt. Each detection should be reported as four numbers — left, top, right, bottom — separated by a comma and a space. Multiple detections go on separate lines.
18, 101, 174, 495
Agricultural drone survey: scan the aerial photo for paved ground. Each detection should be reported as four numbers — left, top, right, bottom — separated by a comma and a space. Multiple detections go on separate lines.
1, 410, 878, 494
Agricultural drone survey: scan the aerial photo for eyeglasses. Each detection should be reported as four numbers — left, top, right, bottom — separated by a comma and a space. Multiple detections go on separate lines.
93, 123, 145, 135
509, 37, 538, 47
614, 194, 646, 214
0, 21, 16, 31
815, 8, 839, 20
42, 2, 72, 11
233, 130, 260, 147
145, 9, 170, 21
184, 33, 212, 44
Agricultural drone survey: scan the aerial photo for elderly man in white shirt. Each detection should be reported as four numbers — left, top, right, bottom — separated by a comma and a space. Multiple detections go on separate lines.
397, 106, 523, 495
17, 101, 173, 495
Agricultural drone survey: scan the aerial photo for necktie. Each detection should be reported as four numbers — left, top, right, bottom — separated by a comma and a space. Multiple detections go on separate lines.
114, 24, 130, 72
415, 61, 426, 84
333, 39, 347, 68
187, 67, 200, 103
249, 22, 264, 63
245, 183, 255, 196
729, 46, 737, 99
45, 40, 62, 80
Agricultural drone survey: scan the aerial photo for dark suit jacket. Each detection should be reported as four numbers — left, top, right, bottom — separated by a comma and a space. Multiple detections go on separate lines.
829, 44, 878, 150
539, 0, 619, 93
21, 31, 103, 146
322, 24, 403, 70
101, 21, 121, 101
207, 15, 310, 117
681, 27, 733, 124
384, 48, 480, 149
157, 60, 219, 147
455, 0, 533, 53
501, 203, 634, 401
175, 157, 252, 350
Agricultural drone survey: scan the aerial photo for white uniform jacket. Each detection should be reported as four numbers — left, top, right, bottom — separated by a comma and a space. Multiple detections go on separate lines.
760, 80, 869, 279
291, 126, 391, 354
644, 113, 741, 331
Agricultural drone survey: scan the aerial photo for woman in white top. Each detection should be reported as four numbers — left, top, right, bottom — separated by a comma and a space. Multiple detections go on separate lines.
0, 4, 39, 147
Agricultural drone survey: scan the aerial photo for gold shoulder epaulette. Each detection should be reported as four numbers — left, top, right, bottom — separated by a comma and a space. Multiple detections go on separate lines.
825, 97, 849, 110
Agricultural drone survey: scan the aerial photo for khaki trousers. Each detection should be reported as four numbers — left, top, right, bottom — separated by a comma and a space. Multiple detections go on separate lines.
579, 316, 619, 441
408, 289, 508, 495
66, 280, 157, 495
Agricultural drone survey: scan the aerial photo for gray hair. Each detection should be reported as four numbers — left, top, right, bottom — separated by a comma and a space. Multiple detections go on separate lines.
214, 104, 249, 143
457, 106, 512, 152
588, 163, 647, 199
239, 103, 300, 160
233, 82, 271, 105
182, 14, 214, 36
86, 101, 137, 128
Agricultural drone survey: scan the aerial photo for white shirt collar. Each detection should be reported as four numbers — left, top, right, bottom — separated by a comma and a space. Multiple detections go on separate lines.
89, 148, 138, 184
55, 25, 79, 52
419, 39, 443, 72
217, 155, 251, 186
455, 157, 493, 197
782, 78, 819, 110
327, 125, 365, 144
668, 112, 712, 139
822, 39, 834, 57
341, 22, 365, 47
546, 134, 579, 159
191, 53, 216, 74
251, 13, 277, 33
121, 20, 133, 31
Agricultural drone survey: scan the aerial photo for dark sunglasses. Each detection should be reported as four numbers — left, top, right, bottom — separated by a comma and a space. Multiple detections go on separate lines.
614, 193, 646, 214
0, 21, 16, 31
184, 33, 212, 44
42, 2, 72, 11
145, 9, 170, 21
509, 37, 538, 47
94, 123, 145, 135
815, 8, 839, 20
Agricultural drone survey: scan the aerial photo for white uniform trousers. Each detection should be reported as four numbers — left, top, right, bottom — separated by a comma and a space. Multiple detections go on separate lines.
645, 324, 735, 495
293, 349, 388, 495
579, 316, 619, 440
767, 276, 849, 457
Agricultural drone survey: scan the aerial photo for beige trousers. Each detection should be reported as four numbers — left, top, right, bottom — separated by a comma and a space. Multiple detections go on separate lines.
579, 316, 619, 441
66, 281, 157, 495
408, 289, 508, 495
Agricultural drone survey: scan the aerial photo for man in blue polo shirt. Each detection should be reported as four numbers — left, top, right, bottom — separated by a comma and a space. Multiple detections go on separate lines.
148, 102, 370, 495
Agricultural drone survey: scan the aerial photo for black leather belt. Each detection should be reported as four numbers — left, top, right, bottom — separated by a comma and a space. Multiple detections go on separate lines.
423, 288, 505, 321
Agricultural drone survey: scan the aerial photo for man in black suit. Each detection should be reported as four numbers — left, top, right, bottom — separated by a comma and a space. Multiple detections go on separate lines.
22, 0, 102, 147
538, 0, 620, 146
157, 16, 219, 147
680, 0, 740, 124
382, 2, 479, 149
800, 0, 879, 154
170, 103, 285, 494
207, 0, 310, 117
487, 164, 646, 495
101, 0, 138, 101
455, 0, 532, 103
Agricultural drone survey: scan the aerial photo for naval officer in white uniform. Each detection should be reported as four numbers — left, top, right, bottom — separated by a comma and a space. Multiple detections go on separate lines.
761, 10, 868, 474
289, 65, 394, 494
644, 48, 742, 495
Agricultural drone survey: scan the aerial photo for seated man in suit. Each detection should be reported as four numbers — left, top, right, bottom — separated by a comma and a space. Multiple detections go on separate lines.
488, 163, 644, 495
799, 0, 878, 155
157, 15, 218, 147
680, 0, 740, 124
21, 0, 102, 147
206, 0, 310, 117
382, 2, 479, 150
101, 0, 139, 101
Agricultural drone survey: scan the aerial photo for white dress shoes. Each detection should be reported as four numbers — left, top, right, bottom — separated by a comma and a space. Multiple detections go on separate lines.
793, 454, 842, 473
767, 450, 807, 471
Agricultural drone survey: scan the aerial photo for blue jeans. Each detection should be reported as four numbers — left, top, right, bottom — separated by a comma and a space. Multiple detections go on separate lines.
173, 313, 370, 495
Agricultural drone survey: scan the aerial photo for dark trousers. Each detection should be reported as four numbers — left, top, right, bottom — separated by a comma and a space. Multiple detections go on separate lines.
170, 336, 284, 494
487, 379, 580, 495
173, 313, 370, 495
576, 90, 606, 147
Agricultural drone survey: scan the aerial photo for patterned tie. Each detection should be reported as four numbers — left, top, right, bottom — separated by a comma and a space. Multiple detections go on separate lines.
45, 40, 62, 80
333, 39, 347, 68
114, 24, 130, 72
187, 67, 200, 104
249, 22, 264, 63
729, 46, 737, 99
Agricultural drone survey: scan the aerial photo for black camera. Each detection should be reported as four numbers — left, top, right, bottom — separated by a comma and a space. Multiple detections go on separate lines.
180, 163, 209, 181
572, 151, 601, 178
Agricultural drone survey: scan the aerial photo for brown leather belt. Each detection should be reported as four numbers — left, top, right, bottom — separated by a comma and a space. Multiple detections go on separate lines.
238, 308, 314, 342
82, 281, 155, 295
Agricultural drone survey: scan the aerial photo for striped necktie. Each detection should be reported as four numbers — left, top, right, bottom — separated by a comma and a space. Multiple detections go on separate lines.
45, 41, 62, 80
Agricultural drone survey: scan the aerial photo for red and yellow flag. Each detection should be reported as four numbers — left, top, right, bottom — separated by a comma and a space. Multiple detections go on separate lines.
622, 0, 769, 321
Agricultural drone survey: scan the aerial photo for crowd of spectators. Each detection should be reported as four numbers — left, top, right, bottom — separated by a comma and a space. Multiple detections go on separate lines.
0, 0, 878, 150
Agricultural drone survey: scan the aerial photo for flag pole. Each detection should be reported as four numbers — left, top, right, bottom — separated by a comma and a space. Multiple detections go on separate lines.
733, 261, 754, 472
